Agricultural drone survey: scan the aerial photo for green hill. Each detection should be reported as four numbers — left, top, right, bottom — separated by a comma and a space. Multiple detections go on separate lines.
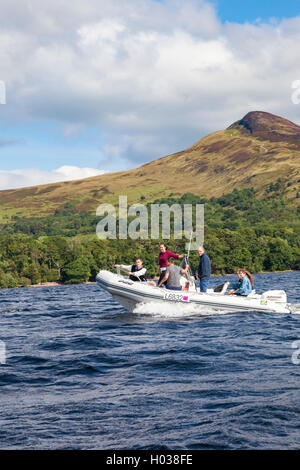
1, 111, 299, 222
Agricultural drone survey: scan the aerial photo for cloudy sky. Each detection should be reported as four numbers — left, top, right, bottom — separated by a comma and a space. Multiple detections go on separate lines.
0, 0, 300, 189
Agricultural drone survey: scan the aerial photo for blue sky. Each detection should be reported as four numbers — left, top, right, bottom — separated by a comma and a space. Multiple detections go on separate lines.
0, 0, 300, 189
216, 0, 300, 23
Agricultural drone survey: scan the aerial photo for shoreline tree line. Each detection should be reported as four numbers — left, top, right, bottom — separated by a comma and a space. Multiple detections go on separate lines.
0, 187, 299, 288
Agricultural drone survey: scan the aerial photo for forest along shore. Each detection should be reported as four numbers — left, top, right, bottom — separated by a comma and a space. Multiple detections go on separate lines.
28, 281, 97, 288
0, 187, 299, 291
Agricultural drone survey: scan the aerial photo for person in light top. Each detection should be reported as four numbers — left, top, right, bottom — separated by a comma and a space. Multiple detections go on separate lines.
226, 268, 253, 296
115, 258, 147, 282
158, 243, 184, 286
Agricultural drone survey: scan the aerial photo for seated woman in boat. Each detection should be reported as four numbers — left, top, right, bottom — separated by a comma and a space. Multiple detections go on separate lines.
115, 258, 147, 282
158, 257, 189, 290
226, 268, 253, 296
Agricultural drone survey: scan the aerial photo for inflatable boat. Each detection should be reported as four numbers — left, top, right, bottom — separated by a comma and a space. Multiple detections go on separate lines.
96, 270, 293, 314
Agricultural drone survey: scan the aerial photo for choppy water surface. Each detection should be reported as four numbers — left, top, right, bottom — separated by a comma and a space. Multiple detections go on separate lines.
0, 271, 300, 450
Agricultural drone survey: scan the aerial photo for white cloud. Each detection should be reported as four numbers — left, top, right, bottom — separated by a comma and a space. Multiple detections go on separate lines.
78, 19, 126, 45
0, 166, 106, 190
0, 80, 6, 104
0, 0, 300, 175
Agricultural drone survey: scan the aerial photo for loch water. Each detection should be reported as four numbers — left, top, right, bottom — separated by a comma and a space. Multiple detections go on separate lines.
0, 271, 300, 450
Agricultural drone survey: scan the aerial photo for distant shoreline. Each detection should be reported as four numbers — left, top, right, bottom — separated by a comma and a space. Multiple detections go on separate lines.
28, 281, 96, 288
18, 269, 296, 289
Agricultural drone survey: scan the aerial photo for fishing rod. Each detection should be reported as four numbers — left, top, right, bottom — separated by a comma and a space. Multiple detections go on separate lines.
187, 228, 193, 263
181, 229, 198, 291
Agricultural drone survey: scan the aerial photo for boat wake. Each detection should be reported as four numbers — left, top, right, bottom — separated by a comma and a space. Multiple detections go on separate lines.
133, 301, 234, 318
289, 304, 300, 314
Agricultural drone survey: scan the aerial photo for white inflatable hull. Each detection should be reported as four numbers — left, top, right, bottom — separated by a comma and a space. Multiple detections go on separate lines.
96, 270, 292, 314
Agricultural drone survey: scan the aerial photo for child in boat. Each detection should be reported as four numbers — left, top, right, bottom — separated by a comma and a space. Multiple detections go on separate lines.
226, 269, 253, 296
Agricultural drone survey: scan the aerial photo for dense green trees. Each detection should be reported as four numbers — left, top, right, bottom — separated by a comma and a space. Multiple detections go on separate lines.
0, 235, 94, 287
0, 186, 299, 288
61, 255, 91, 284
0, 230, 298, 288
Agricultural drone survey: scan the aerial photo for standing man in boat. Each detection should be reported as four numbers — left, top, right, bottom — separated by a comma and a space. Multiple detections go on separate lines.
196, 246, 211, 292
158, 243, 184, 286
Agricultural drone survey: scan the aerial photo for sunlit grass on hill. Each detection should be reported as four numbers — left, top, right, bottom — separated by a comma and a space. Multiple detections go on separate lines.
0, 111, 299, 221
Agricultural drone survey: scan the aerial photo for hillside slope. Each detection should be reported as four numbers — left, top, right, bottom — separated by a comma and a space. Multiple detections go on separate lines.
1, 111, 300, 221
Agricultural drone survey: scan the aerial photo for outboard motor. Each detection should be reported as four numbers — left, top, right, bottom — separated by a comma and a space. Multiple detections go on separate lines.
261, 290, 287, 304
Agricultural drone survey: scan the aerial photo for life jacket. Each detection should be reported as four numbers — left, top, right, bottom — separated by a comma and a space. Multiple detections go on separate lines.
129, 264, 147, 282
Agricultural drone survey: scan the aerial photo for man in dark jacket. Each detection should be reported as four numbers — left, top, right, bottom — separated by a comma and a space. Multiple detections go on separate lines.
196, 246, 211, 292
